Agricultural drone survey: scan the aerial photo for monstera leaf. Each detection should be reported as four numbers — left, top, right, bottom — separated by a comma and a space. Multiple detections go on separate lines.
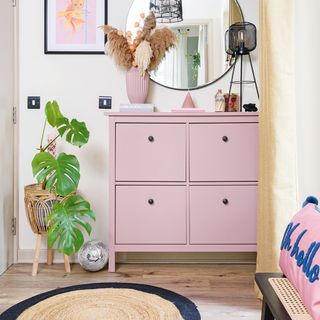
45, 100, 89, 147
47, 195, 96, 256
56, 117, 90, 148
32, 152, 80, 196
45, 100, 64, 127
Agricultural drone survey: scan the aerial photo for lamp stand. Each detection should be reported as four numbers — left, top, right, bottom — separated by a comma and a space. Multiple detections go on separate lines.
227, 52, 260, 112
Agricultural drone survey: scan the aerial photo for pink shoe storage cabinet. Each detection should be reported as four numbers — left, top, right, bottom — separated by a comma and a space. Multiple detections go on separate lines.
107, 112, 259, 272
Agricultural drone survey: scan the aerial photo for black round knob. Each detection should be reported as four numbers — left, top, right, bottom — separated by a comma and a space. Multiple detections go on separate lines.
222, 136, 229, 142
223, 198, 229, 205
148, 136, 154, 142
148, 199, 154, 205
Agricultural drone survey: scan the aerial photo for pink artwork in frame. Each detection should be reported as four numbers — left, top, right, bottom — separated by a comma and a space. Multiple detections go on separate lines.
45, 0, 108, 54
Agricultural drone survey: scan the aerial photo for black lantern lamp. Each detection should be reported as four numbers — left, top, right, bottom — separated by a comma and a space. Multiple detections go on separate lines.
225, 22, 259, 112
150, 0, 183, 23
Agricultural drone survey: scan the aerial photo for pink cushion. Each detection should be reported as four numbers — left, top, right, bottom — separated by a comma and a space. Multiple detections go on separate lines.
279, 197, 320, 319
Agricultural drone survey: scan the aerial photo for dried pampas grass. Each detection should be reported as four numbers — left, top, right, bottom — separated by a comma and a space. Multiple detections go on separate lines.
148, 28, 177, 71
102, 12, 176, 72
107, 30, 134, 69
101, 25, 115, 34
141, 12, 156, 41
135, 40, 153, 76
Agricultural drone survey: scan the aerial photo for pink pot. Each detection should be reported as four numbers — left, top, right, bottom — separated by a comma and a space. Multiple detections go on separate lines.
126, 67, 150, 104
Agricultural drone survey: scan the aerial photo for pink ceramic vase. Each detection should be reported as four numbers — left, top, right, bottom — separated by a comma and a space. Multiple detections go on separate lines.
126, 67, 150, 104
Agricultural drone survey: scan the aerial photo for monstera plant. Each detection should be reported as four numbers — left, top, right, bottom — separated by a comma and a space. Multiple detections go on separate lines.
31, 100, 95, 256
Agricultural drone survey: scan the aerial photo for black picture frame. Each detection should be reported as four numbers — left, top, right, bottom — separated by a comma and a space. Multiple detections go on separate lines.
44, 0, 108, 55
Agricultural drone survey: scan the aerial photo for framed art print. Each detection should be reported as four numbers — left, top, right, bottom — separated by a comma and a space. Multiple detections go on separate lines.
45, 0, 108, 54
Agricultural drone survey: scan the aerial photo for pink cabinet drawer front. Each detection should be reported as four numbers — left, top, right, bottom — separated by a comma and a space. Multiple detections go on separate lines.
190, 186, 257, 244
116, 186, 187, 244
116, 124, 186, 181
190, 123, 258, 181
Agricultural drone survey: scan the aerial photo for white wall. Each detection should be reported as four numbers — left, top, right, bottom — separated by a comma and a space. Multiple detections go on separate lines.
295, 0, 320, 204
18, 0, 259, 257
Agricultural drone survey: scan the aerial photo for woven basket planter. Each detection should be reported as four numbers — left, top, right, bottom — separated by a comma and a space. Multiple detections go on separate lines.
24, 184, 59, 235
24, 184, 71, 276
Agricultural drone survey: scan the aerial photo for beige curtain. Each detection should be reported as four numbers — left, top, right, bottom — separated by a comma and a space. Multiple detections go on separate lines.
256, 0, 299, 275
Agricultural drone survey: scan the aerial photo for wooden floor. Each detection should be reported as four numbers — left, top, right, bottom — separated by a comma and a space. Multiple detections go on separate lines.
0, 263, 261, 319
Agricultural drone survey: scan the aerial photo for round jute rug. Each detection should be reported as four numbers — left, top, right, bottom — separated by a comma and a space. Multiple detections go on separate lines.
0, 283, 201, 320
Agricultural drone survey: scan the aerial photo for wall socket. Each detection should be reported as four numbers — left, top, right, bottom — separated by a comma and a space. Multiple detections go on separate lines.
27, 96, 40, 109
99, 96, 112, 109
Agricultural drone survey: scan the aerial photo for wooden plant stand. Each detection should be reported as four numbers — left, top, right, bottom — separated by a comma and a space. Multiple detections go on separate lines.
24, 184, 71, 276
32, 234, 71, 277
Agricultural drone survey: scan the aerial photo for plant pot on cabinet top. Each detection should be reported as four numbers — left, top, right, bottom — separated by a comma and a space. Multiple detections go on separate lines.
126, 67, 150, 104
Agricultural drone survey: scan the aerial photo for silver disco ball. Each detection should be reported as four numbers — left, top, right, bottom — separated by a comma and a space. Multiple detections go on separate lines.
78, 240, 108, 272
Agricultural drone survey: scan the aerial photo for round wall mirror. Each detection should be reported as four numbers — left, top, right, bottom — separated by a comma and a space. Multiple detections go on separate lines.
127, 0, 243, 90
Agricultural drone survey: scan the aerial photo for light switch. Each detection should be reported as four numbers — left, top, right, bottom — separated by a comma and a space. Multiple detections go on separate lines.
99, 96, 112, 109
28, 96, 40, 109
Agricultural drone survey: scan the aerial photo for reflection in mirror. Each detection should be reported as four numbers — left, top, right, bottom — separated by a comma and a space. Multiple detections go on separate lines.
127, 0, 243, 90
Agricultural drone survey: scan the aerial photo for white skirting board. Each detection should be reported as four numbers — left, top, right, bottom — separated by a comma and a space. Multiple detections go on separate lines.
0, 266, 7, 275
18, 249, 78, 264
